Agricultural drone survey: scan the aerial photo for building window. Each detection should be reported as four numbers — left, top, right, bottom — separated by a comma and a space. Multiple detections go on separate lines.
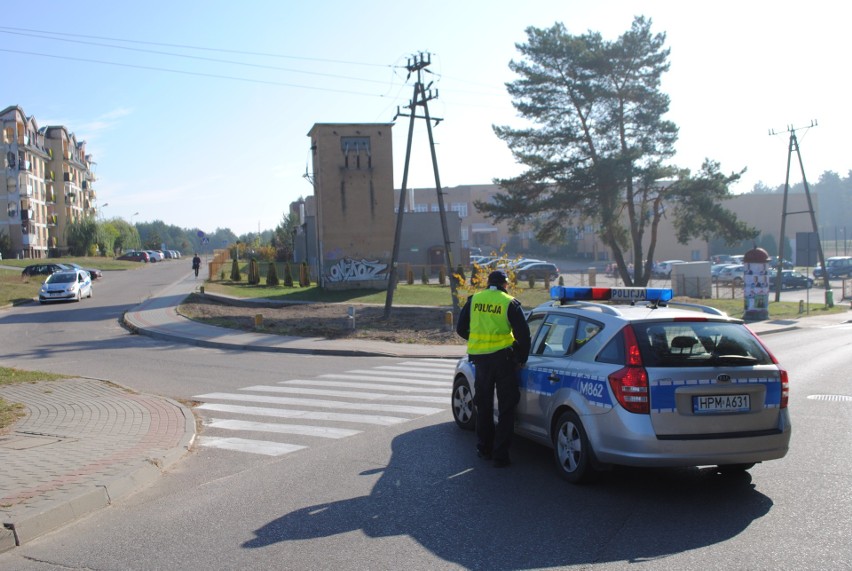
413, 204, 428, 213
431, 204, 439, 212
451, 203, 468, 217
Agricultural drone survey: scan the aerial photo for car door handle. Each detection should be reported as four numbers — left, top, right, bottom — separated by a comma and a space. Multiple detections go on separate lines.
548, 373, 559, 383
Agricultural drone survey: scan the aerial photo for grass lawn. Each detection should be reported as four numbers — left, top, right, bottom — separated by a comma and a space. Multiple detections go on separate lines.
0, 258, 145, 306
0, 367, 65, 432
202, 279, 846, 320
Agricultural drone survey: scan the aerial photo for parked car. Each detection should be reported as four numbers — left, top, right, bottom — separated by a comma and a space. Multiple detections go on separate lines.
38, 269, 93, 303
515, 262, 560, 282
144, 250, 164, 262
717, 264, 746, 285
770, 269, 813, 289
813, 256, 852, 279
451, 286, 790, 483
64, 262, 102, 280
21, 263, 71, 278
116, 251, 150, 263
769, 257, 794, 270
652, 260, 685, 278
710, 263, 733, 281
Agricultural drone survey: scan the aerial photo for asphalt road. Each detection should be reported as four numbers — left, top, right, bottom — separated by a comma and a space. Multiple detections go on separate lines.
0, 263, 850, 570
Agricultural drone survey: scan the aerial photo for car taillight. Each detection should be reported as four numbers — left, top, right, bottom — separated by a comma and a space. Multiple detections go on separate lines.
779, 369, 788, 408
746, 325, 789, 409
608, 325, 649, 414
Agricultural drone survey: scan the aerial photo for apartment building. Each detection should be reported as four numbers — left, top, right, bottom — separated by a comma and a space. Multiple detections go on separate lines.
1, 105, 97, 259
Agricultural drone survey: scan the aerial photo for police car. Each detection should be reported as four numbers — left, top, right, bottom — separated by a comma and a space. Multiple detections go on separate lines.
451, 286, 791, 484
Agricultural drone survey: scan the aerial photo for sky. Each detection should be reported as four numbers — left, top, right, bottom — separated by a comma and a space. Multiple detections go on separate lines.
2, 1, 848, 236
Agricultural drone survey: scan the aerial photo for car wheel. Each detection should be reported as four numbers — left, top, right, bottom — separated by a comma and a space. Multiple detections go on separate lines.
88, 286, 93, 299
716, 463, 755, 475
75, 290, 82, 302
552, 410, 596, 484
733, 277, 743, 286
451, 376, 476, 430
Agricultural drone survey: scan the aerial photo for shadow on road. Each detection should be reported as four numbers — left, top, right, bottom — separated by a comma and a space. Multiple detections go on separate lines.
242, 423, 773, 569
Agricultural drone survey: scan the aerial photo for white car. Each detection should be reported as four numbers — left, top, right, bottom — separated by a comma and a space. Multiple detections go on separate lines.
38, 269, 93, 303
653, 260, 685, 278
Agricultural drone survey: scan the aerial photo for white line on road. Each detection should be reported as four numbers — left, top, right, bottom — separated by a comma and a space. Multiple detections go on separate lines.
196, 403, 408, 425
195, 392, 442, 415
348, 368, 454, 380
206, 418, 361, 438
242, 385, 447, 404
322, 373, 449, 387
199, 437, 306, 456
282, 380, 448, 394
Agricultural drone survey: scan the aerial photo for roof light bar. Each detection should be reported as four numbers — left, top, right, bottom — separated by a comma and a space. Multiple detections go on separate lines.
550, 286, 673, 303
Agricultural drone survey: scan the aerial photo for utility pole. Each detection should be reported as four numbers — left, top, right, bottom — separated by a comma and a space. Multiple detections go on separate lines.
770, 120, 827, 303
384, 52, 459, 318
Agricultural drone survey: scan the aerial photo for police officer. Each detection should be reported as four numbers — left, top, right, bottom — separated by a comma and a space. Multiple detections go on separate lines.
456, 269, 531, 467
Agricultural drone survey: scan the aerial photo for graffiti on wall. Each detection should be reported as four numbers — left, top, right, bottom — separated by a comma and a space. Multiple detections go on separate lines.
326, 257, 388, 283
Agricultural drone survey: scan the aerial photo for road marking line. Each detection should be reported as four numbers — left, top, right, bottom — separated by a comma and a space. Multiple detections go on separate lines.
282, 380, 447, 394
322, 373, 448, 387
348, 368, 453, 380
196, 403, 408, 425
206, 419, 361, 438
395, 361, 458, 370
195, 392, 442, 415
199, 437, 306, 456
242, 385, 446, 403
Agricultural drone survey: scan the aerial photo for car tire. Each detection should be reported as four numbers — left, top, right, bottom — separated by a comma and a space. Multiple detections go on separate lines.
733, 277, 743, 286
552, 410, 596, 484
451, 376, 476, 431
716, 463, 755, 474
75, 290, 82, 302
88, 287, 93, 299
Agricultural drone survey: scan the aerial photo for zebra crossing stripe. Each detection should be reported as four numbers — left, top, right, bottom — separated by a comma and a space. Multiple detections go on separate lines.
283, 380, 447, 394
394, 361, 458, 371
195, 392, 442, 415
322, 373, 448, 387
199, 437, 306, 456
403, 358, 458, 366
197, 403, 408, 425
243, 385, 447, 404
206, 419, 360, 438
347, 368, 452, 380
372, 365, 456, 376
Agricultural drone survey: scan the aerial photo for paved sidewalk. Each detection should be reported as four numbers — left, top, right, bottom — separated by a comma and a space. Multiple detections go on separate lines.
0, 379, 194, 553
1, 271, 849, 554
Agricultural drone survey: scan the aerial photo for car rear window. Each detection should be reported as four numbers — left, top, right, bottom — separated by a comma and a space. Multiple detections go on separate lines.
632, 321, 772, 367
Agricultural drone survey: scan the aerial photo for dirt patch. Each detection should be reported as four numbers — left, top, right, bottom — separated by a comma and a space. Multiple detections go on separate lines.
177, 294, 466, 346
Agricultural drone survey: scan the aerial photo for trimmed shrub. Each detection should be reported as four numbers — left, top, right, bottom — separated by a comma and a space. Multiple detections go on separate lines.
284, 263, 294, 287
407, 267, 414, 285
230, 258, 241, 281
247, 258, 260, 285
438, 266, 446, 286
266, 262, 280, 286
421, 267, 429, 285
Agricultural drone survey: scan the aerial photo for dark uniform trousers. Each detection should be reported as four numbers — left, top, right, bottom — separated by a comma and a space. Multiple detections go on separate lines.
472, 348, 520, 462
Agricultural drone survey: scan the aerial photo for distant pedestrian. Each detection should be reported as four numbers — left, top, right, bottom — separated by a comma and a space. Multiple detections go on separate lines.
192, 253, 201, 278
456, 270, 531, 468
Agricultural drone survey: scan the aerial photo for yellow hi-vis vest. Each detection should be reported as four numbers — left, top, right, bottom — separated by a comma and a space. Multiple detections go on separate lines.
467, 288, 515, 355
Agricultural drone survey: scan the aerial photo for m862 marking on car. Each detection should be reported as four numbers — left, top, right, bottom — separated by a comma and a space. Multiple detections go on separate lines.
452, 286, 791, 484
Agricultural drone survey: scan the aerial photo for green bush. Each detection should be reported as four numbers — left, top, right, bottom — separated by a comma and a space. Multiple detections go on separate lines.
266, 261, 279, 286
247, 258, 260, 285
230, 258, 241, 281
439, 266, 446, 286
407, 268, 414, 285
284, 263, 294, 287
421, 267, 429, 285
528, 276, 535, 288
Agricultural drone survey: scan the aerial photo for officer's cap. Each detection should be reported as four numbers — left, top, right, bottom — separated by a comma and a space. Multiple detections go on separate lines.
487, 270, 508, 286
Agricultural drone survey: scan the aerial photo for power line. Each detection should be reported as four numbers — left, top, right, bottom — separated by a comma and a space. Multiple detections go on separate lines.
0, 28, 398, 86
0, 48, 392, 97
0, 25, 395, 68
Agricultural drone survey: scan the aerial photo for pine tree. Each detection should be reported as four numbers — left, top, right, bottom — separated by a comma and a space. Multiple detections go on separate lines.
266, 262, 280, 286
230, 258, 241, 282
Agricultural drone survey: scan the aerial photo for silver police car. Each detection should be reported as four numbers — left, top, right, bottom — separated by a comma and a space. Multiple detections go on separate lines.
451, 286, 791, 484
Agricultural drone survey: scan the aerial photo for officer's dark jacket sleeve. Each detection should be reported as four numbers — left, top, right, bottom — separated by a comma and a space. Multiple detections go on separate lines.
456, 297, 472, 340
508, 299, 531, 365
